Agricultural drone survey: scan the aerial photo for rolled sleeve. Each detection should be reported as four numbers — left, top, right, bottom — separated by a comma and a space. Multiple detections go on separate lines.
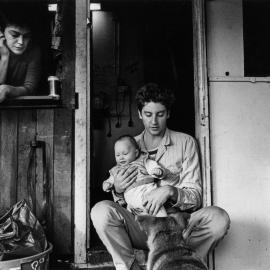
173, 137, 202, 211
173, 187, 201, 211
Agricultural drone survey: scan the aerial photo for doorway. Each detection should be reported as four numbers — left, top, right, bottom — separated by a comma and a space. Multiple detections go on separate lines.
73, 0, 210, 265
90, 0, 195, 248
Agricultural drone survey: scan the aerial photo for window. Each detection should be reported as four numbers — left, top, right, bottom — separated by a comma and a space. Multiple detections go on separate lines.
243, 1, 270, 76
0, 0, 74, 109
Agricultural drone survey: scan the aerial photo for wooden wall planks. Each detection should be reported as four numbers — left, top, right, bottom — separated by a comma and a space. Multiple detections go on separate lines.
0, 111, 18, 209
53, 108, 73, 254
36, 110, 54, 235
0, 109, 73, 255
0, 0, 75, 256
17, 111, 36, 203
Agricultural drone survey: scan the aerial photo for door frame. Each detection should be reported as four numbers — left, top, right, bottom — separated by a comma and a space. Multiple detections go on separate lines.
192, 1, 213, 268
73, 0, 211, 267
192, 0, 212, 208
74, 0, 90, 266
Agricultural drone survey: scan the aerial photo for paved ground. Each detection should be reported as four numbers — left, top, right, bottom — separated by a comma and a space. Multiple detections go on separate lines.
49, 248, 147, 270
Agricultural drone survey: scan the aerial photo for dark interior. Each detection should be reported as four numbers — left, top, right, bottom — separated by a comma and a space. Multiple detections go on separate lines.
90, 0, 194, 248
243, 1, 270, 76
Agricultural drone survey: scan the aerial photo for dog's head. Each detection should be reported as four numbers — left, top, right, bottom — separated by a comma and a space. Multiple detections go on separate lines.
136, 214, 208, 270
136, 212, 189, 236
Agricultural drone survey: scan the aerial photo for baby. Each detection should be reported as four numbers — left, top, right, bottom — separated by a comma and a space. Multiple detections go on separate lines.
103, 135, 167, 217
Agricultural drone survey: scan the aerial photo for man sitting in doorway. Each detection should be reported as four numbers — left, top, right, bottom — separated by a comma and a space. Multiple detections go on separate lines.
91, 83, 230, 270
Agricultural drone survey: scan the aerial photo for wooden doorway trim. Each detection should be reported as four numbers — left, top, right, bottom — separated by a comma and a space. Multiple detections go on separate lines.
192, 0, 212, 208
74, 0, 90, 266
192, 1, 213, 269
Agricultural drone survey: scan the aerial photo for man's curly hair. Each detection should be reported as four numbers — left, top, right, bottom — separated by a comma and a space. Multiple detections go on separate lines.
135, 83, 175, 112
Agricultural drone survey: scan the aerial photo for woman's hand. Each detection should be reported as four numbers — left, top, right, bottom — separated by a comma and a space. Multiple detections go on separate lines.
142, 185, 177, 216
0, 85, 10, 102
0, 33, 9, 60
0, 33, 9, 84
114, 166, 138, 194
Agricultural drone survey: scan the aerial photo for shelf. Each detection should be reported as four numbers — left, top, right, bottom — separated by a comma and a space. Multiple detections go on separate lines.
0, 95, 62, 110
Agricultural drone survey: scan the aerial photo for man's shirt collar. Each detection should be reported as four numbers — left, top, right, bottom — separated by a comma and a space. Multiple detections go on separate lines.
137, 128, 172, 155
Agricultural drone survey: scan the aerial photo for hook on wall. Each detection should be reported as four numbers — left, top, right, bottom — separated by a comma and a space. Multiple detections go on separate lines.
114, 79, 133, 129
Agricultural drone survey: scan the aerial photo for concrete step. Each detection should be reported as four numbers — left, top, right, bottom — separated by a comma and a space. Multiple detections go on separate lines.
87, 249, 147, 269
52, 249, 147, 269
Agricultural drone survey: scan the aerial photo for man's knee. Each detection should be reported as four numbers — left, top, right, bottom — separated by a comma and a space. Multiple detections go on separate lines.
91, 200, 118, 229
207, 206, 230, 239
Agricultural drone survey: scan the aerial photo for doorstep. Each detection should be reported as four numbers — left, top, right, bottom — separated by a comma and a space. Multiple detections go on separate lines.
86, 249, 147, 269
52, 249, 147, 269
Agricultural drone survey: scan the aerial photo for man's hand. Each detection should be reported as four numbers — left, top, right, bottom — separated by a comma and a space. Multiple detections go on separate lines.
0, 85, 10, 103
142, 185, 176, 216
0, 33, 9, 60
114, 166, 138, 194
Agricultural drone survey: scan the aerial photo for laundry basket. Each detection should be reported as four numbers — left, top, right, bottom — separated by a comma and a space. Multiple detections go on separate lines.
0, 242, 53, 270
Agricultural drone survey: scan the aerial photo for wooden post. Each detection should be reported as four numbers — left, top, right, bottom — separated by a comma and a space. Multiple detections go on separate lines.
192, 1, 213, 269
74, 0, 89, 265
192, 0, 212, 208
0, 111, 18, 209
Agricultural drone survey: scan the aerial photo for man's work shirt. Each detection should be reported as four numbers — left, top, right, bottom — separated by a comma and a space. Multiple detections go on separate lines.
135, 129, 202, 211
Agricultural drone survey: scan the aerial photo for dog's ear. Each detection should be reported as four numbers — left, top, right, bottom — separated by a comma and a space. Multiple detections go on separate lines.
169, 212, 190, 231
135, 215, 156, 235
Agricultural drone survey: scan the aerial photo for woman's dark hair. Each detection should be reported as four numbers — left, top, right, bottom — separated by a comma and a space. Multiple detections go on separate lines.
135, 83, 175, 112
115, 135, 139, 151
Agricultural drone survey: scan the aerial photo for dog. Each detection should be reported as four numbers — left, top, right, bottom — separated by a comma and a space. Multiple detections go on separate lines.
136, 213, 208, 270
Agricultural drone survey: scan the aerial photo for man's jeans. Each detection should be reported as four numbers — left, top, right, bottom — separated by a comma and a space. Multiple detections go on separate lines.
91, 200, 230, 270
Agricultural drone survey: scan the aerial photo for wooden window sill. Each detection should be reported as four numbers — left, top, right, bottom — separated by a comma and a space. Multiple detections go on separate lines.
0, 95, 62, 109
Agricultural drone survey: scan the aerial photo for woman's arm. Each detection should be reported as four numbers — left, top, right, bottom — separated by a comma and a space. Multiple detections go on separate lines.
0, 59, 8, 84
0, 85, 28, 102
0, 46, 42, 102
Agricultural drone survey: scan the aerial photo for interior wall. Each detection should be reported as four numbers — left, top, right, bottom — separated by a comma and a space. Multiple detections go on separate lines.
207, 1, 270, 269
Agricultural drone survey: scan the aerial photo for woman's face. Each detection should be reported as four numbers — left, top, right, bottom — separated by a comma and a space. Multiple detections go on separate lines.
4, 25, 31, 55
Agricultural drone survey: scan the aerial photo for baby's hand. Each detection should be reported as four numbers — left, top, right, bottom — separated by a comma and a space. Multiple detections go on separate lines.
151, 168, 163, 177
103, 182, 113, 192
